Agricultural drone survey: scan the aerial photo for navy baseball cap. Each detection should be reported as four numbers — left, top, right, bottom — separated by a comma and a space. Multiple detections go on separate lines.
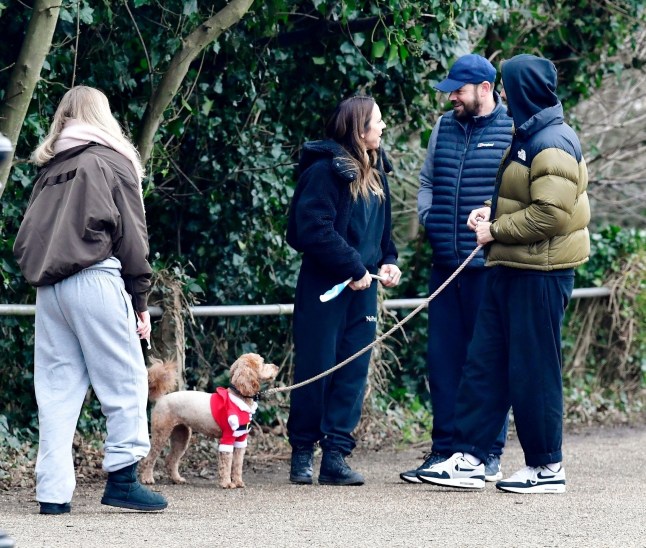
434, 54, 497, 93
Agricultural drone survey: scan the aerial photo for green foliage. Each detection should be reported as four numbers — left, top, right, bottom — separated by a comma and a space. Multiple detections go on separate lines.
564, 378, 644, 426
0, 314, 36, 432
480, 0, 646, 109
563, 227, 645, 412
386, 388, 433, 444
0, 414, 37, 487
574, 226, 645, 288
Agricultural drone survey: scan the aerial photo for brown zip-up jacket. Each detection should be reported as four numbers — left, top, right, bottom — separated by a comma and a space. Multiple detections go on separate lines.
13, 143, 151, 311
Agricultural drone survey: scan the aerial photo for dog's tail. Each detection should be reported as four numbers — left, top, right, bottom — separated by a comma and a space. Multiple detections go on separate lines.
146, 357, 178, 400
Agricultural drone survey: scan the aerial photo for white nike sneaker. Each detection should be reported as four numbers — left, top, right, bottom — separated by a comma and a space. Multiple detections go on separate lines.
496, 464, 566, 494
416, 452, 485, 490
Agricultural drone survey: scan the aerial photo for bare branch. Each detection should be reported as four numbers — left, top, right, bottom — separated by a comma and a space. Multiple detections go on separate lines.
71, 0, 80, 87
136, 0, 254, 165
123, 0, 154, 96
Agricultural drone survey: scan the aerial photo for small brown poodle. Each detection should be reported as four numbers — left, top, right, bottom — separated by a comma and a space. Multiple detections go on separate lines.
139, 353, 278, 489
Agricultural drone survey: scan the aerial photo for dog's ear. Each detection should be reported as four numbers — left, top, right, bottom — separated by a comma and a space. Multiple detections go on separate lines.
230, 354, 261, 395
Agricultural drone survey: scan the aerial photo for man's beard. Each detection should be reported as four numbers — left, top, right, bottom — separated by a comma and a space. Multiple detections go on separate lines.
453, 95, 482, 121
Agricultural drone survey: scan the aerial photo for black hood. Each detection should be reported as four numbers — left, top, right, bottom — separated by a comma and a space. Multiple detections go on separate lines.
298, 139, 392, 183
502, 54, 559, 129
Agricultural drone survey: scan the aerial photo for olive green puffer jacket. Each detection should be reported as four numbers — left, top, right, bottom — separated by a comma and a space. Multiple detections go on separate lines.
487, 55, 590, 270
487, 107, 590, 270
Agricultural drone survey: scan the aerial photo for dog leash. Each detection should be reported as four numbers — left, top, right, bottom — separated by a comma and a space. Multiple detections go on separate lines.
260, 244, 483, 399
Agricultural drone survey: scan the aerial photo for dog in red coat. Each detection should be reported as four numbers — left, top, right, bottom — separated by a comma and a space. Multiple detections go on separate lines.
139, 353, 278, 489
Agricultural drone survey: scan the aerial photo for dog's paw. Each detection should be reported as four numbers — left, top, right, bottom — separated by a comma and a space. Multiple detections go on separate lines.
140, 474, 155, 485
220, 481, 236, 489
234, 481, 245, 489
171, 475, 187, 484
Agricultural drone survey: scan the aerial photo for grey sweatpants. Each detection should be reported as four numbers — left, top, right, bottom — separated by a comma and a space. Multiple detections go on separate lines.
34, 257, 150, 504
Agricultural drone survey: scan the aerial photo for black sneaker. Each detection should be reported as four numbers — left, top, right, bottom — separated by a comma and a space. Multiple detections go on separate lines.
399, 452, 448, 484
484, 454, 503, 482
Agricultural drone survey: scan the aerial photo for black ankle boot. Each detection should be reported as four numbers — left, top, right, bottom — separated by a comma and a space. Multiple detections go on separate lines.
319, 450, 364, 486
39, 502, 71, 515
290, 446, 314, 484
101, 462, 168, 511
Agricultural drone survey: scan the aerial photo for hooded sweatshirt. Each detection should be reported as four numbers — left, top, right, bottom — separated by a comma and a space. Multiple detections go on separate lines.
486, 54, 590, 270
286, 140, 397, 283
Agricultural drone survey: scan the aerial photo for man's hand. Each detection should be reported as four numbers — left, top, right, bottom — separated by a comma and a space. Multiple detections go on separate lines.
467, 206, 491, 231
475, 221, 495, 245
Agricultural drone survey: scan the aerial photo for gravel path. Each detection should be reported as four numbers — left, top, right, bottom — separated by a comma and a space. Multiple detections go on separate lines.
1, 425, 645, 547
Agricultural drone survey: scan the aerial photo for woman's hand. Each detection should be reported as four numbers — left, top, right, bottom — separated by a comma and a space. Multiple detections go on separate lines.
136, 310, 151, 346
379, 264, 401, 287
349, 270, 372, 291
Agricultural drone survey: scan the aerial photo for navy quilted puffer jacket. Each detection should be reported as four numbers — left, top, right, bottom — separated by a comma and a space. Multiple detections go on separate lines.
419, 96, 512, 268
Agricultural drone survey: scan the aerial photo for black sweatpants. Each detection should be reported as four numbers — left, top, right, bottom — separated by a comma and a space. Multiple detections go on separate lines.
288, 263, 378, 455
452, 266, 574, 467
427, 266, 508, 457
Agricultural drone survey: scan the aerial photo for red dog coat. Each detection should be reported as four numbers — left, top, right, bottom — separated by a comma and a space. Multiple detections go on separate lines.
210, 387, 257, 453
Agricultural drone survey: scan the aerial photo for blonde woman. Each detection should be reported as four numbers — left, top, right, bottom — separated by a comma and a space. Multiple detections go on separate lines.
285, 96, 401, 486
14, 86, 167, 513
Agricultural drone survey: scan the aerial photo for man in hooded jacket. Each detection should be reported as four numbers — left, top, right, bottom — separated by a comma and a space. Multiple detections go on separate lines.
416, 54, 590, 494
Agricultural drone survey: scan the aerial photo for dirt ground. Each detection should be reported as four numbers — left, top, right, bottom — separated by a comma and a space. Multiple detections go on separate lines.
1, 424, 645, 548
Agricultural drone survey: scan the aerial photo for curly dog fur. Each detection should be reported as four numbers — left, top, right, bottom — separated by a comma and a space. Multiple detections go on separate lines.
139, 353, 278, 489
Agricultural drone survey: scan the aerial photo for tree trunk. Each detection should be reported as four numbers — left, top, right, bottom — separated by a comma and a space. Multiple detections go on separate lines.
137, 0, 254, 165
0, 0, 61, 198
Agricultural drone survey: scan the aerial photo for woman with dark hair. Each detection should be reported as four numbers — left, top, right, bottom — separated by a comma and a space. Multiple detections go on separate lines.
285, 96, 401, 486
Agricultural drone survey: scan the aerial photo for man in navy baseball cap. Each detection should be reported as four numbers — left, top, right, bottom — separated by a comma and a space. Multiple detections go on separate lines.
435, 53, 497, 93
399, 51, 512, 486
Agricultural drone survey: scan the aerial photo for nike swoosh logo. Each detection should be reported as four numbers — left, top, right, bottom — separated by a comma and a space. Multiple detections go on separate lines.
456, 466, 476, 472
537, 472, 557, 479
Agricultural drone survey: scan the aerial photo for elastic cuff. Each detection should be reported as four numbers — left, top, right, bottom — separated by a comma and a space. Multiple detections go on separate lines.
525, 450, 562, 468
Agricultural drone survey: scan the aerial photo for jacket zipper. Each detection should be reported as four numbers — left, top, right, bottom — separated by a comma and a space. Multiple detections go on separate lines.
454, 121, 473, 261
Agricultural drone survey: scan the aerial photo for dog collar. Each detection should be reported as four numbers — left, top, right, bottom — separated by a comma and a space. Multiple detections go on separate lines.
229, 384, 260, 402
